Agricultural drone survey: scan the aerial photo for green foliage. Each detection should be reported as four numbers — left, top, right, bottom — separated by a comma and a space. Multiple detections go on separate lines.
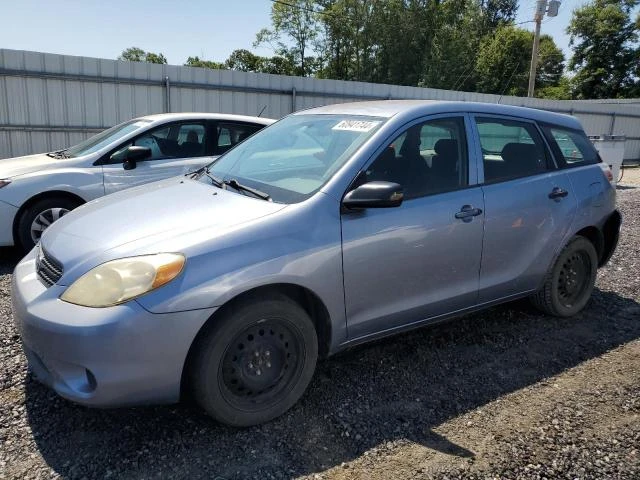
185, 56, 226, 69
184, 51, 296, 76
119, 47, 167, 64
254, 0, 321, 76
475, 26, 564, 96
567, 0, 639, 99
536, 76, 572, 99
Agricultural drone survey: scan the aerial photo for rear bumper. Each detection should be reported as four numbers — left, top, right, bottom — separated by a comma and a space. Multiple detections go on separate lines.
0, 199, 17, 246
11, 249, 216, 407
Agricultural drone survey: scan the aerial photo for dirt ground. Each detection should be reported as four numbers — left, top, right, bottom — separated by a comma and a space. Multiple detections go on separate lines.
1, 178, 638, 480
620, 165, 640, 186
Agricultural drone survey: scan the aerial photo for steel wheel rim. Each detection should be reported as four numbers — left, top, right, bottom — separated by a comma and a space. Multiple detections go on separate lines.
30, 208, 70, 243
557, 251, 590, 308
219, 319, 303, 410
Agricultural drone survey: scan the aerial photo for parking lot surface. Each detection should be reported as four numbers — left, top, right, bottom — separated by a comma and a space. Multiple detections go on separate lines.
1, 182, 638, 480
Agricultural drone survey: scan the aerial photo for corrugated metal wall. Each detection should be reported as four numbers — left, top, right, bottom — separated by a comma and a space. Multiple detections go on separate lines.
1, 48, 639, 161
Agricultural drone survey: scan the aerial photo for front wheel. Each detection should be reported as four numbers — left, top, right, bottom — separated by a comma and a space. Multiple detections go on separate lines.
190, 294, 318, 427
531, 236, 598, 317
17, 196, 81, 251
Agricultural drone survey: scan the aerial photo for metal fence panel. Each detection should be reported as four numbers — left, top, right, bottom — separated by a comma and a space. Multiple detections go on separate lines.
1, 48, 639, 161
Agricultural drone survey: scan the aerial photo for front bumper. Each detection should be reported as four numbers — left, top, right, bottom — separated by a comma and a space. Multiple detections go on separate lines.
0, 199, 18, 246
11, 250, 216, 407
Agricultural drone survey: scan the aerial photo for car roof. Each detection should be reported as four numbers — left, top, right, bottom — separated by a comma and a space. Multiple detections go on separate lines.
136, 112, 276, 125
295, 100, 583, 130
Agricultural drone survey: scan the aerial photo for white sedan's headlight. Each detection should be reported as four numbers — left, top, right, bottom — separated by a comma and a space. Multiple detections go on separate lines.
0, 179, 11, 189
60, 253, 185, 308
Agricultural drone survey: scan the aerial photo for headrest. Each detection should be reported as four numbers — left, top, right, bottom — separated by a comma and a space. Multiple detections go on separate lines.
434, 139, 457, 156
501, 142, 538, 162
186, 130, 199, 143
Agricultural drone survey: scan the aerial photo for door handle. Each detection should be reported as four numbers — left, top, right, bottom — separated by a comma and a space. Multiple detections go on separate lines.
455, 205, 483, 220
548, 187, 569, 199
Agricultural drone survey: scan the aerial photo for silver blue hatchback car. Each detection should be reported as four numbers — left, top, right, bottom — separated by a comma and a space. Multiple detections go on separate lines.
12, 101, 621, 426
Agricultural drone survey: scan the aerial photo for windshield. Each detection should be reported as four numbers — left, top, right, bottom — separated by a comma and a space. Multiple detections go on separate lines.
64, 119, 152, 157
205, 114, 385, 203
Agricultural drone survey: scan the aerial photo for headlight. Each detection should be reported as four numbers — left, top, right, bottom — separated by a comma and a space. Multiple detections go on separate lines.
60, 253, 185, 307
0, 179, 10, 189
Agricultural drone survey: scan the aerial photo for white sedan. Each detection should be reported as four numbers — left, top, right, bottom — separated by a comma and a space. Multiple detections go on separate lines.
0, 113, 274, 251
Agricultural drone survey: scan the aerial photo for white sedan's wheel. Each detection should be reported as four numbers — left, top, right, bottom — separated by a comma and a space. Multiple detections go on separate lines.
17, 197, 81, 251
30, 208, 71, 244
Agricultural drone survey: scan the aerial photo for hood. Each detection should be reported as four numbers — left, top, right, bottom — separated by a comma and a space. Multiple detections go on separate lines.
0, 153, 83, 178
40, 177, 287, 270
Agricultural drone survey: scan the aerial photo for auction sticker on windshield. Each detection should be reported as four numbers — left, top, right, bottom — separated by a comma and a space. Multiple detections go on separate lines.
332, 120, 381, 132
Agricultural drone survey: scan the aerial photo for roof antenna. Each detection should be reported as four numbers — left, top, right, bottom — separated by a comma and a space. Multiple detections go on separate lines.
257, 105, 267, 117
497, 61, 521, 104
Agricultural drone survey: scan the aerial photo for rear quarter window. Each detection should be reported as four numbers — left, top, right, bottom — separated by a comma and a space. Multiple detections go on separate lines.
542, 126, 599, 168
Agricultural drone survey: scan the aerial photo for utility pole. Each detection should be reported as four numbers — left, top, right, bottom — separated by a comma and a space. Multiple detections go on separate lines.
527, 0, 561, 97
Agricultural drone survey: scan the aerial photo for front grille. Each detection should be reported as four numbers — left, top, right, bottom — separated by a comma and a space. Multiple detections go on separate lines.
36, 248, 64, 287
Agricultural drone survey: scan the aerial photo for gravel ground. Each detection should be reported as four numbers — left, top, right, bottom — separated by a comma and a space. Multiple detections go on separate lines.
1, 183, 638, 480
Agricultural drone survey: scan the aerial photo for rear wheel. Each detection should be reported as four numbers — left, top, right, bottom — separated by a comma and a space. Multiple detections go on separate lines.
190, 294, 318, 427
17, 196, 81, 251
531, 236, 598, 317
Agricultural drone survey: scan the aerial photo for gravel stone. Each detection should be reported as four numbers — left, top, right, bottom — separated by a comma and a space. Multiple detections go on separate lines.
0, 185, 638, 479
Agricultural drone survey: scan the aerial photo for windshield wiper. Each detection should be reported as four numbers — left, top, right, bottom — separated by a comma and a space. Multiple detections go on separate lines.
46, 149, 71, 159
224, 178, 272, 202
191, 168, 271, 201
187, 166, 224, 187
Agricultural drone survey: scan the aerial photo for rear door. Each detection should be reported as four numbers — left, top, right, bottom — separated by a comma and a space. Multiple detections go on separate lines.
472, 115, 578, 303
341, 114, 485, 339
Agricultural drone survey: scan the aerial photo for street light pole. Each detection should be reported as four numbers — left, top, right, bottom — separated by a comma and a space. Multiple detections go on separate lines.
527, 0, 560, 98
527, 0, 547, 98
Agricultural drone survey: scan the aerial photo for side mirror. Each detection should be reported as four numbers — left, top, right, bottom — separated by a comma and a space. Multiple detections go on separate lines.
343, 181, 404, 209
120, 146, 151, 170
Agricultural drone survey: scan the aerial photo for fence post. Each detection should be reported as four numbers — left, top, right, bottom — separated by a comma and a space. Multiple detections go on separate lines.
291, 87, 297, 113
609, 112, 617, 136
164, 76, 171, 113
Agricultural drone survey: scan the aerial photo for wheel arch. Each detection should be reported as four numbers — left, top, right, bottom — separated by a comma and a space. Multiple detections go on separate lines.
180, 282, 333, 397
574, 225, 604, 263
599, 210, 621, 267
12, 190, 87, 245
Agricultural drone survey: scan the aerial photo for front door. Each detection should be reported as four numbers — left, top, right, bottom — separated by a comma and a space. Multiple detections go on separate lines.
102, 121, 211, 195
472, 115, 578, 303
341, 115, 485, 339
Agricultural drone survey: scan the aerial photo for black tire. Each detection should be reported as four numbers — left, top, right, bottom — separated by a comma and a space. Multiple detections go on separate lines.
190, 293, 318, 427
17, 196, 81, 252
531, 236, 598, 317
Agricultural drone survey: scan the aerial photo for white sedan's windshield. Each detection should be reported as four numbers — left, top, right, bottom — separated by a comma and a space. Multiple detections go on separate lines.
207, 114, 385, 203
64, 119, 152, 157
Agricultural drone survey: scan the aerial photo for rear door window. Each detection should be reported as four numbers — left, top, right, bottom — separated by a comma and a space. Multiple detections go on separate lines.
475, 117, 551, 183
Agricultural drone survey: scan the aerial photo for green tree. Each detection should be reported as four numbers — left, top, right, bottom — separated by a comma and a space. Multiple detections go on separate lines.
118, 47, 167, 64
254, 0, 322, 76
475, 26, 564, 97
536, 76, 572, 99
224, 49, 266, 72
184, 56, 225, 69
567, 0, 639, 99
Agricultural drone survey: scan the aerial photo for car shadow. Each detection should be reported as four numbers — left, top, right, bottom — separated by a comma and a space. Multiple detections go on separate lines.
0, 247, 22, 274
23, 288, 640, 479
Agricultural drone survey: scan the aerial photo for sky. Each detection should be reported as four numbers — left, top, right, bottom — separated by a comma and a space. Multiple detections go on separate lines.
0, 0, 601, 66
